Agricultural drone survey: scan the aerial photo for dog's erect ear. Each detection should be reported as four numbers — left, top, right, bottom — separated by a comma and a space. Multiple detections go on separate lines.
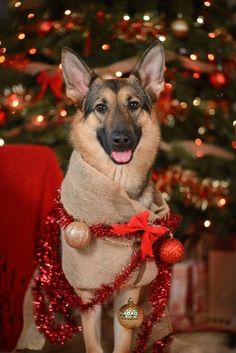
61, 48, 94, 103
134, 41, 165, 101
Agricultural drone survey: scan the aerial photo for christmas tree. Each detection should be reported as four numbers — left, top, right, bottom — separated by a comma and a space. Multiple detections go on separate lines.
0, 0, 236, 240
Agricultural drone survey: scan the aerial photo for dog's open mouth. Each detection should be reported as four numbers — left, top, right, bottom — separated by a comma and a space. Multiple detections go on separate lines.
110, 150, 132, 164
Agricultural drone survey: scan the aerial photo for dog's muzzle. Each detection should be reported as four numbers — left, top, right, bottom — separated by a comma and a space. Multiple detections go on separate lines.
97, 127, 142, 165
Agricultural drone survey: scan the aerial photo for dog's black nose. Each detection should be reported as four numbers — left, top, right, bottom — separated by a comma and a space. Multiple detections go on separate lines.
111, 130, 132, 150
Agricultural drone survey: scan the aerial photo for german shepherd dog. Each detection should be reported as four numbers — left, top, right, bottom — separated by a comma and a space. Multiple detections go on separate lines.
61, 41, 168, 353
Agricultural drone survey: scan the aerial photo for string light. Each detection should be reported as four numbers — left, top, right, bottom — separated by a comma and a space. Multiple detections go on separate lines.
193, 97, 201, 106
34, 115, 45, 126
198, 126, 206, 135
64, 10, 72, 15
115, 71, 122, 77
28, 13, 35, 19
123, 15, 130, 21
143, 14, 150, 21
60, 110, 67, 117
233, 120, 236, 133
208, 53, 215, 61
0, 56, 5, 64
29, 48, 37, 54
0, 138, 5, 146
217, 198, 226, 207
18, 33, 26, 40
208, 32, 216, 38
204, 1, 211, 6
158, 35, 166, 42
190, 54, 198, 60
195, 138, 202, 146
204, 220, 211, 228
102, 44, 110, 51
232, 141, 236, 149
196, 16, 204, 24
14, 1, 21, 7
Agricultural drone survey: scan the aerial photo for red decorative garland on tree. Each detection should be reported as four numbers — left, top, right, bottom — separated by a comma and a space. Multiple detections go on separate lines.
32, 194, 181, 351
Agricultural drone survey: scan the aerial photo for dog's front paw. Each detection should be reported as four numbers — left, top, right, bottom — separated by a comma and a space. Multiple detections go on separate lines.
64, 221, 91, 249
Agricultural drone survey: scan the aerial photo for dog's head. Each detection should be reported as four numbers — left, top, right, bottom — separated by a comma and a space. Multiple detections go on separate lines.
62, 42, 165, 194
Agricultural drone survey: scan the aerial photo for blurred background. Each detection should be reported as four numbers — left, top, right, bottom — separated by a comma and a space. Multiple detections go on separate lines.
0, 0, 236, 351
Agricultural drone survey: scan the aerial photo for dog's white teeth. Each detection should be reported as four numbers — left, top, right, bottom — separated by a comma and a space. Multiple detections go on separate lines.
111, 150, 132, 163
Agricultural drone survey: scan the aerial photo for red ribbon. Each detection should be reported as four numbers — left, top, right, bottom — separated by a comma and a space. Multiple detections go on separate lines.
37, 69, 63, 99
112, 211, 169, 260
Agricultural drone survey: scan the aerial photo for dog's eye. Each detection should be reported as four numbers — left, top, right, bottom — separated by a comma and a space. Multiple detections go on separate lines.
95, 103, 107, 113
128, 101, 140, 111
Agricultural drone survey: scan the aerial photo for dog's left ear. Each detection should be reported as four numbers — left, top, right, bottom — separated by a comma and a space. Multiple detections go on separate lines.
61, 47, 95, 103
134, 41, 165, 101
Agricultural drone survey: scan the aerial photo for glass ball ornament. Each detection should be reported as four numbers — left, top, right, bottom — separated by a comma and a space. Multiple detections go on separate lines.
64, 221, 91, 249
118, 298, 144, 329
159, 237, 184, 264
170, 18, 189, 38
209, 71, 228, 89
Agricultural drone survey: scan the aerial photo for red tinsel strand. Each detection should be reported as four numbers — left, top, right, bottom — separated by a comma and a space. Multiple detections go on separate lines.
153, 335, 173, 353
133, 261, 172, 353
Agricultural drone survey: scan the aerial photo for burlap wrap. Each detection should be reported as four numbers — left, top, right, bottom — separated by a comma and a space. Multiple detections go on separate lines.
61, 151, 169, 290
16, 150, 173, 351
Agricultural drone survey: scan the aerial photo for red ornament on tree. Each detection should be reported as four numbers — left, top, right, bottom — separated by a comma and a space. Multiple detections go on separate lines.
0, 110, 7, 126
38, 20, 53, 35
209, 70, 228, 89
159, 237, 184, 263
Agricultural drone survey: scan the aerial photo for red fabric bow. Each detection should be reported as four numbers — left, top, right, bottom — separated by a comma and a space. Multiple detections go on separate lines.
112, 211, 169, 260
37, 69, 63, 99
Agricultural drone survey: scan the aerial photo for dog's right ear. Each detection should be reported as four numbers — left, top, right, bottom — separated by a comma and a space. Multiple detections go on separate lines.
61, 48, 94, 103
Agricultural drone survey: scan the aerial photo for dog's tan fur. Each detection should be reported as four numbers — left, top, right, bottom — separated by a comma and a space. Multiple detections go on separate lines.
62, 41, 167, 353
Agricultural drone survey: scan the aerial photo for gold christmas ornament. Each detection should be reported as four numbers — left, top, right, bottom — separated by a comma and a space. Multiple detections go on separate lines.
170, 18, 189, 38
118, 298, 144, 329
64, 221, 91, 249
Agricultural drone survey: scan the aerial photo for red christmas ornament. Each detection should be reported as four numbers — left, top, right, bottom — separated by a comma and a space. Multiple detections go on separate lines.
38, 20, 53, 34
159, 238, 184, 264
0, 110, 7, 126
209, 71, 228, 89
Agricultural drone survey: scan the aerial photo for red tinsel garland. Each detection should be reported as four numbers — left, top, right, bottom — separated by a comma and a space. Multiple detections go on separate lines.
33, 194, 180, 351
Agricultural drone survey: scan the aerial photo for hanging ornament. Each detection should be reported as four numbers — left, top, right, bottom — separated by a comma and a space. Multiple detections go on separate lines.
209, 70, 228, 89
64, 221, 91, 249
170, 14, 189, 38
118, 298, 144, 329
0, 109, 7, 126
159, 237, 184, 264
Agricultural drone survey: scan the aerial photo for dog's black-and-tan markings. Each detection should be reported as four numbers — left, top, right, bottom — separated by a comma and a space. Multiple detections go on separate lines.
84, 78, 151, 118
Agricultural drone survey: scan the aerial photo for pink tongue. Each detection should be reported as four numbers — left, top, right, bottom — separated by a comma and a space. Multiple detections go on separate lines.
111, 150, 132, 163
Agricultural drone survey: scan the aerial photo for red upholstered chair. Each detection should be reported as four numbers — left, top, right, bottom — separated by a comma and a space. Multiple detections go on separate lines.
0, 144, 63, 351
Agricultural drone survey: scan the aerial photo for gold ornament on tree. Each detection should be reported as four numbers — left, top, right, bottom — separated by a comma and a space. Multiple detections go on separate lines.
118, 298, 144, 329
170, 14, 189, 38
64, 221, 91, 249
